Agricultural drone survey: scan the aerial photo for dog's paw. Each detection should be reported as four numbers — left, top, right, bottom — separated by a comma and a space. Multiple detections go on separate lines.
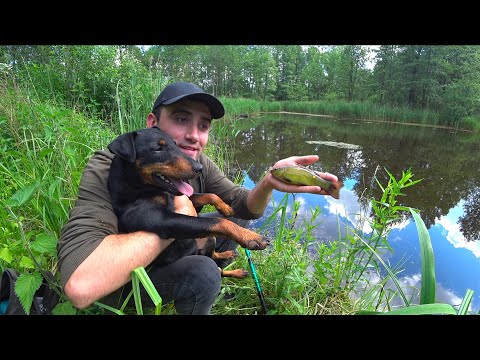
212, 250, 237, 261
233, 269, 249, 278
217, 203, 235, 217
221, 268, 249, 279
223, 250, 237, 259
246, 236, 270, 250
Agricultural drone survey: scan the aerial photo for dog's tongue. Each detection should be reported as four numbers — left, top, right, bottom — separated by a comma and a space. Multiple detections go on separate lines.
170, 179, 194, 197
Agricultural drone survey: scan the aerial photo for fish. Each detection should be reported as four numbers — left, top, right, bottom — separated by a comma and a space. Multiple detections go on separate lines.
305, 140, 361, 150
270, 165, 344, 199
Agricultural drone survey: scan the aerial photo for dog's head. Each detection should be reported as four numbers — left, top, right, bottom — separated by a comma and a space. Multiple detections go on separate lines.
108, 127, 203, 196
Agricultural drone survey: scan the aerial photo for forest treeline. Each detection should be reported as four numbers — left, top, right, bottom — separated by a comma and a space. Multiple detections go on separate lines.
1, 45, 480, 129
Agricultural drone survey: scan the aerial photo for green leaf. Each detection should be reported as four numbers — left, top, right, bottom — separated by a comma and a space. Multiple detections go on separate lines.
14, 272, 43, 315
39, 148, 54, 158
0, 247, 13, 264
52, 301, 78, 315
6, 181, 41, 207
410, 208, 436, 304
402, 179, 423, 188
31, 233, 58, 256
19, 256, 35, 269
378, 303, 457, 315
48, 178, 62, 199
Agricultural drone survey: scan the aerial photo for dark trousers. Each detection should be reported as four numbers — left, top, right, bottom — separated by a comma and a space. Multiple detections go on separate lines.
102, 213, 250, 315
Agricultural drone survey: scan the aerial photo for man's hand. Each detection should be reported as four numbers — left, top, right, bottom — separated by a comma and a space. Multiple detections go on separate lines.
174, 195, 198, 216
247, 154, 341, 215
267, 155, 339, 196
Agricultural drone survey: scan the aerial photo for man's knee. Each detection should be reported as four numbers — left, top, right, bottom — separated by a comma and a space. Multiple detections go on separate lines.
175, 256, 221, 315
183, 256, 221, 294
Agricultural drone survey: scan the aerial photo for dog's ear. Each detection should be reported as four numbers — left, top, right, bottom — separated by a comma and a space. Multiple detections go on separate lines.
108, 131, 137, 163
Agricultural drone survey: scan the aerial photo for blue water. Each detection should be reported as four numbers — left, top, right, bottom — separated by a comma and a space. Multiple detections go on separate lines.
243, 174, 480, 313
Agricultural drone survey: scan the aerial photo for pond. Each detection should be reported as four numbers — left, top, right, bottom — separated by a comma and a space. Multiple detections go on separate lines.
229, 112, 480, 313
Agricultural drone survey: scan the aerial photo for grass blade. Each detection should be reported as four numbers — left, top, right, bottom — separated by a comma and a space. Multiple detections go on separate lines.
94, 301, 125, 315
132, 267, 163, 315
457, 289, 474, 315
409, 208, 436, 304
131, 271, 143, 315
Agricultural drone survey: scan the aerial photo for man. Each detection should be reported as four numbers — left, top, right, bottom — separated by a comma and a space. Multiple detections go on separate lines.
57, 82, 339, 315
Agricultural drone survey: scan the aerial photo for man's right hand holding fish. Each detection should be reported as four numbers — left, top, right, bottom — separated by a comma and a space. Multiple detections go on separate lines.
245, 155, 342, 216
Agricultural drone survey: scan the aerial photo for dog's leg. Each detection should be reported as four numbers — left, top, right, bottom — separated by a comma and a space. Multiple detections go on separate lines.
195, 237, 249, 279
120, 202, 270, 250
189, 193, 235, 217
161, 214, 269, 250
220, 268, 249, 279
212, 250, 237, 261
208, 217, 270, 250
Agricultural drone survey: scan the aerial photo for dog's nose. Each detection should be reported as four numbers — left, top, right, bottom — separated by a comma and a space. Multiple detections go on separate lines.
193, 163, 203, 174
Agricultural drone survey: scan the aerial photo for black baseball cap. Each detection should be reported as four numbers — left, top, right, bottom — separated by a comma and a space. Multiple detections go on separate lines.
152, 82, 225, 119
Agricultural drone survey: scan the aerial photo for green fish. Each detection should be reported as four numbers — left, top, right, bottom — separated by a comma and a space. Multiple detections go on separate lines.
270, 165, 343, 199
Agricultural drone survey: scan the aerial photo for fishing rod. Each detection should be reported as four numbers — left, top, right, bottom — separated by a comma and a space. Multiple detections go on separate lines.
244, 248, 268, 315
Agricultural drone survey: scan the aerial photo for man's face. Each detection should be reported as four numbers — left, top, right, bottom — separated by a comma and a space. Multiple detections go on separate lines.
148, 99, 212, 161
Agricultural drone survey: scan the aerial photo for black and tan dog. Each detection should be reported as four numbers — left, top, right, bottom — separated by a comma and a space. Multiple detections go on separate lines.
107, 126, 270, 278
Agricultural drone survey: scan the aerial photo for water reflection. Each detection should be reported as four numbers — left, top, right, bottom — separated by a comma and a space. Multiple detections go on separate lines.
232, 114, 480, 313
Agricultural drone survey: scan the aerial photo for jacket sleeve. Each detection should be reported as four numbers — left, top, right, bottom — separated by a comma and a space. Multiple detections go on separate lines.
200, 154, 264, 220
57, 150, 118, 288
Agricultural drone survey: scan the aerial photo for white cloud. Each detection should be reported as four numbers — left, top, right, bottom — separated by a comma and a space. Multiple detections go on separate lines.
436, 201, 480, 258
325, 187, 373, 234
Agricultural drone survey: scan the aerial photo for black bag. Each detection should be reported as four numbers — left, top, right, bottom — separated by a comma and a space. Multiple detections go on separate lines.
0, 268, 60, 315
